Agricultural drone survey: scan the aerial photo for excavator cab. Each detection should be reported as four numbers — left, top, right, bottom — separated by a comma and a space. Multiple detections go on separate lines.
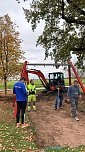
48, 72, 65, 90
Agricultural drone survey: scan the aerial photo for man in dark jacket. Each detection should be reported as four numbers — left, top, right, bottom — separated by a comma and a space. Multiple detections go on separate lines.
67, 80, 81, 121
13, 77, 29, 128
54, 83, 64, 110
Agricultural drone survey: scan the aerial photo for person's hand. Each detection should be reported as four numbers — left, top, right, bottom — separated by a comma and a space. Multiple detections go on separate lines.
26, 93, 29, 96
67, 98, 70, 102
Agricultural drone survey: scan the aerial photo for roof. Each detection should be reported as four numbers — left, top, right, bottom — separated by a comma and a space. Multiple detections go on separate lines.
49, 72, 63, 74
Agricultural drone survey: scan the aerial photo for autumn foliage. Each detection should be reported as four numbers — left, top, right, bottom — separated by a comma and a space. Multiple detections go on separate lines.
0, 14, 25, 94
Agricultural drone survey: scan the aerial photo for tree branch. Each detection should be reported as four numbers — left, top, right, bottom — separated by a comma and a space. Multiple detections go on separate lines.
73, 47, 85, 52
66, 0, 85, 16
61, 0, 85, 25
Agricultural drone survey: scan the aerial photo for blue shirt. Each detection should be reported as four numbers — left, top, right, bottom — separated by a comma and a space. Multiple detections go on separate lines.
13, 81, 28, 102
67, 85, 81, 99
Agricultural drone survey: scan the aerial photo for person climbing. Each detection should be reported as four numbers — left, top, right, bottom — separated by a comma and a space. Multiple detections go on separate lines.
13, 77, 29, 128
67, 80, 81, 121
27, 79, 36, 112
54, 82, 64, 110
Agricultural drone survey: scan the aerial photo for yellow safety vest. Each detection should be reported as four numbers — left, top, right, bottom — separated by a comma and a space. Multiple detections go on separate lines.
27, 83, 36, 95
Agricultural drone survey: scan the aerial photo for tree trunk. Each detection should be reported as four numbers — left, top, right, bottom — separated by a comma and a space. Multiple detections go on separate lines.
4, 74, 7, 95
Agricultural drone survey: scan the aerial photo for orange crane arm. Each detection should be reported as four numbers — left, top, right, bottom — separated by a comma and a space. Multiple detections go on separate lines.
68, 60, 85, 93
27, 69, 48, 88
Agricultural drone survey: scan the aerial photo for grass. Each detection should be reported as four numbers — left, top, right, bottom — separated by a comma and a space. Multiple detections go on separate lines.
0, 100, 38, 152
0, 78, 85, 90
0, 80, 17, 90
64, 78, 85, 86
44, 146, 85, 152
0, 80, 42, 90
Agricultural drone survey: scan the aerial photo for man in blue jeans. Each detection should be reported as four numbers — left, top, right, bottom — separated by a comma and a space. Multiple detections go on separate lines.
67, 80, 81, 121
13, 77, 29, 128
54, 83, 64, 109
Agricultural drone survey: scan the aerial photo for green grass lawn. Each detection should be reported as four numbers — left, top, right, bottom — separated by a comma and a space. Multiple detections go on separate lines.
0, 100, 38, 152
0, 80, 42, 90
64, 78, 85, 86
44, 146, 85, 152
0, 80, 17, 90
0, 78, 85, 90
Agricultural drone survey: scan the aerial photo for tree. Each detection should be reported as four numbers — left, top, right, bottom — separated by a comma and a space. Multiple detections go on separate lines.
0, 14, 25, 94
18, 0, 85, 70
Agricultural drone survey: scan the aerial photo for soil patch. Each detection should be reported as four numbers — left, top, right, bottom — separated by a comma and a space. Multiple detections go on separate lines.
29, 93, 85, 148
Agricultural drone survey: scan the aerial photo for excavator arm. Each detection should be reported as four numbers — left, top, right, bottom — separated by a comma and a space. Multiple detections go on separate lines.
27, 69, 49, 89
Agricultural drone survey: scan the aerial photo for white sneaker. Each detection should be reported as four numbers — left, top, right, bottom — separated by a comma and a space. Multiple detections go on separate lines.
74, 117, 79, 121
22, 123, 30, 128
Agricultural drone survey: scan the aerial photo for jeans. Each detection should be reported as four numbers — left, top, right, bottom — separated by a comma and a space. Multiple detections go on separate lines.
55, 95, 63, 109
70, 98, 78, 118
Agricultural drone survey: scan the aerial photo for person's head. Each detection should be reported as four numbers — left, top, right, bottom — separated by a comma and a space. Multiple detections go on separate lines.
73, 80, 78, 86
20, 77, 26, 83
30, 79, 34, 85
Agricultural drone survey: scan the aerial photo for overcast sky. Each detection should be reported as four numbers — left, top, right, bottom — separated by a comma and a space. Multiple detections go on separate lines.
0, 0, 77, 78
0, 0, 46, 62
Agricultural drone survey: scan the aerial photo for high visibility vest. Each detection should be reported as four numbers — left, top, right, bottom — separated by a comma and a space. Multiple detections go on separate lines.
27, 83, 36, 95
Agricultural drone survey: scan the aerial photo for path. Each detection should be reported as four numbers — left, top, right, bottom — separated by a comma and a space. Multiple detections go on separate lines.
29, 94, 85, 148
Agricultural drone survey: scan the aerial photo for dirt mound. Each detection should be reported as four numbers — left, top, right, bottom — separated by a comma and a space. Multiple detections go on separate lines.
29, 93, 85, 148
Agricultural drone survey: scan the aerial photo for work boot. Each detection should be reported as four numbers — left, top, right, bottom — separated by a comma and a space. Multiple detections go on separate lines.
33, 105, 36, 111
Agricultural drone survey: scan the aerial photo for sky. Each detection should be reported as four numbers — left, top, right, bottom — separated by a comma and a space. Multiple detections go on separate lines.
0, 0, 77, 78
0, 0, 49, 62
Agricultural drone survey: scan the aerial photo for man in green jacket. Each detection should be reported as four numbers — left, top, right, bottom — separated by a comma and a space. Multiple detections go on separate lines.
27, 79, 36, 112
